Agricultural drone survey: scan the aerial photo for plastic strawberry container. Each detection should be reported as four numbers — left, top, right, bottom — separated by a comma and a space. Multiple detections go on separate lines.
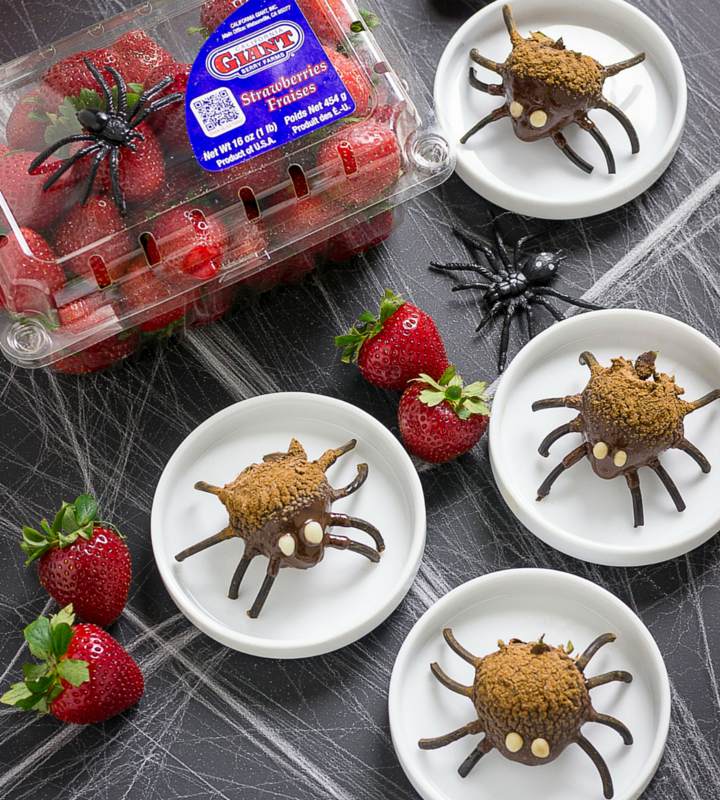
0, 0, 454, 372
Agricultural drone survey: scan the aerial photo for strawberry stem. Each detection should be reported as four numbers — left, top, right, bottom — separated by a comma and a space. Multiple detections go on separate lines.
335, 288, 405, 363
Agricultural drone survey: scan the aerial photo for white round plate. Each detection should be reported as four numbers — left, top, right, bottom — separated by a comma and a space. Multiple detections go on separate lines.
489, 309, 720, 566
389, 568, 670, 800
434, 0, 686, 219
151, 392, 426, 659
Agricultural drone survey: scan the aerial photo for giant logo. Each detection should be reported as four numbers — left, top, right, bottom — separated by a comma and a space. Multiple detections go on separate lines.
206, 22, 305, 80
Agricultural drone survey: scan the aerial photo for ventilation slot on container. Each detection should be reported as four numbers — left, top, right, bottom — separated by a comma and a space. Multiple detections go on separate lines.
89, 255, 112, 289
336, 141, 358, 176
139, 232, 161, 266
289, 164, 310, 199
239, 187, 261, 222
0, 234, 8, 249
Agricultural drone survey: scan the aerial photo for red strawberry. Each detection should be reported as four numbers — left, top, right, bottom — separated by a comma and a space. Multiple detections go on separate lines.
121, 265, 191, 334
323, 48, 372, 117
51, 295, 140, 373
208, 148, 288, 203
398, 367, 490, 463
111, 30, 175, 84
151, 207, 229, 280
272, 196, 347, 254
316, 120, 402, 207
42, 49, 128, 98
20, 495, 131, 627
6, 85, 62, 152
1, 605, 144, 724
144, 62, 191, 153
52, 196, 133, 281
327, 209, 395, 260
278, 250, 317, 284
188, 281, 236, 326
0, 150, 77, 230
297, 0, 357, 46
69, 121, 165, 204
0, 229, 65, 314
336, 289, 449, 391
199, 0, 250, 34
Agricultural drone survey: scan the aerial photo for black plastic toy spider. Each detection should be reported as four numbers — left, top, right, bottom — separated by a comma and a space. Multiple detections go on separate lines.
28, 57, 183, 215
431, 218, 603, 373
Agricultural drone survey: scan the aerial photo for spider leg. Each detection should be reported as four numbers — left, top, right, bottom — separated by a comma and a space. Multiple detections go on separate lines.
228, 551, 257, 599
602, 52, 646, 79
532, 394, 582, 411
687, 388, 720, 412
247, 557, 281, 618
29, 134, 97, 174
175, 526, 235, 561
40, 141, 102, 192
460, 104, 510, 146
127, 75, 173, 121
649, 460, 685, 512
530, 286, 604, 311
82, 57, 115, 115
315, 438, 356, 471
488, 210, 513, 272
79, 143, 111, 206
593, 714, 633, 745
497, 300, 520, 373
429, 661, 473, 696
576, 734, 614, 800
597, 97, 640, 154
451, 228, 504, 275
586, 670, 633, 690
675, 438, 711, 473
475, 302, 503, 333
430, 260, 497, 282
326, 533, 381, 562
468, 67, 503, 95
451, 283, 491, 292
552, 130, 594, 174
108, 145, 127, 215
536, 443, 587, 500
443, 628, 477, 665
527, 293, 565, 322
576, 633, 617, 671
328, 513, 384, 552
458, 737, 493, 778
331, 463, 368, 501
578, 116, 616, 174
469, 48, 502, 75
537, 415, 583, 457
103, 64, 127, 115
418, 720, 484, 750
625, 469, 644, 527
131, 91, 185, 128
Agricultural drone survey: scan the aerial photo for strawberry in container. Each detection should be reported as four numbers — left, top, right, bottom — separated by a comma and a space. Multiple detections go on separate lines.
0, 0, 453, 372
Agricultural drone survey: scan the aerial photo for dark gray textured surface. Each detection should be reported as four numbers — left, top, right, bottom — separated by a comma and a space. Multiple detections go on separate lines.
1, 0, 719, 798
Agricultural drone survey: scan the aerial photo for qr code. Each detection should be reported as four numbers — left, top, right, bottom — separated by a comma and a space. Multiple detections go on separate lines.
190, 87, 246, 138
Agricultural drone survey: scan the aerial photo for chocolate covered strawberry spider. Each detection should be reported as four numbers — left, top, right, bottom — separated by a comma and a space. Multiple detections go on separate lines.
462, 4, 645, 174
534, 350, 720, 526
175, 438, 384, 618
28, 57, 183, 214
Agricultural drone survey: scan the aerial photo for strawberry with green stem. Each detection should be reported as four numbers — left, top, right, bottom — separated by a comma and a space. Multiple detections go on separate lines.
336, 289, 450, 391
22, 494, 131, 627
398, 366, 491, 463
1, 605, 144, 723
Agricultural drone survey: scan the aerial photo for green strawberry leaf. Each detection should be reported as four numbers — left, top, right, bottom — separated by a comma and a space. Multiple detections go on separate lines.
446, 385, 462, 402
418, 388, 446, 407
74, 495, 98, 527
61, 505, 79, 533
24, 617, 53, 660
51, 504, 69, 534
26, 676, 55, 695
23, 663, 48, 682
53, 606, 76, 629
50, 622, 73, 661
1, 682, 36, 708
455, 406, 471, 421
438, 365, 455, 385
57, 659, 89, 687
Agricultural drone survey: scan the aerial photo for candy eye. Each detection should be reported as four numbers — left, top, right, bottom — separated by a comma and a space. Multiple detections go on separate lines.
529, 109, 548, 128
278, 533, 296, 556
614, 450, 628, 468
531, 738, 550, 758
505, 731, 523, 752
303, 520, 324, 544
592, 441, 609, 459
510, 101, 524, 118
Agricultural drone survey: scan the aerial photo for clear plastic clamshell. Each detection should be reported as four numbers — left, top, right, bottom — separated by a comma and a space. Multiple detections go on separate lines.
0, 0, 454, 371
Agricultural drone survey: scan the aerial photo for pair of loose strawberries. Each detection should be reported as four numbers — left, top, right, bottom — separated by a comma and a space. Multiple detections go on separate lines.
1, 495, 144, 723
336, 290, 490, 463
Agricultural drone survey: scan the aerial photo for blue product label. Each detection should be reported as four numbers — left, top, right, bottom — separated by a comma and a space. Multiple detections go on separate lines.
186, 0, 356, 172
